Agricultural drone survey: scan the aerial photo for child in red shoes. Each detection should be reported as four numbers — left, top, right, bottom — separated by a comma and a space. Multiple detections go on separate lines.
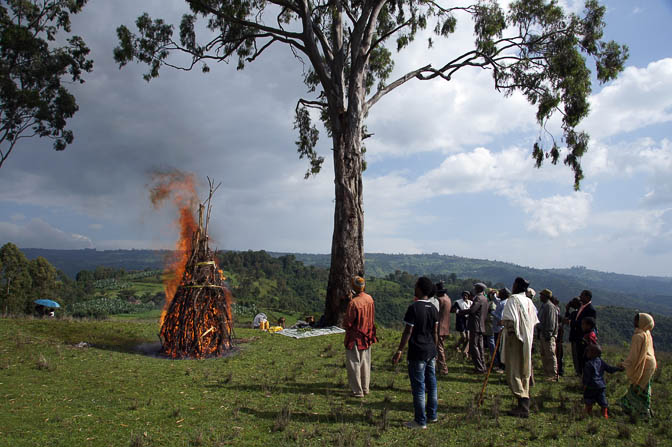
583, 343, 624, 418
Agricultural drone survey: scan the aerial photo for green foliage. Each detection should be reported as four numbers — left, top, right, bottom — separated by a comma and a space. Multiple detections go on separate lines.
114, 0, 626, 191
0, 242, 33, 314
294, 105, 324, 179
0, 0, 93, 168
217, 250, 328, 316
28, 257, 58, 299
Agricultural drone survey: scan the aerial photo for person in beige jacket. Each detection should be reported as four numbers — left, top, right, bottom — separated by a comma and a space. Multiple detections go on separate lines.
619, 313, 657, 419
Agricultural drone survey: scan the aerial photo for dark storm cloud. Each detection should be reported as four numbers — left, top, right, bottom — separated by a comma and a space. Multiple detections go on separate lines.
0, 0, 331, 239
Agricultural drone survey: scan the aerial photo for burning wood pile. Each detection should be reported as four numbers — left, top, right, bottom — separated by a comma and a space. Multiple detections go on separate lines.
159, 179, 234, 358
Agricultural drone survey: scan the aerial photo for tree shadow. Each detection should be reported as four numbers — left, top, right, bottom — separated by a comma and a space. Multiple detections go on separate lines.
238, 406, 367, 425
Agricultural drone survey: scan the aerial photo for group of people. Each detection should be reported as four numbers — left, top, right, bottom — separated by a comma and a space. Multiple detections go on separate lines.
342, 275, 658, 429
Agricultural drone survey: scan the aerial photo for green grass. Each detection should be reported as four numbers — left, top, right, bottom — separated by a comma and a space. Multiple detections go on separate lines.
1, 317, 670, 446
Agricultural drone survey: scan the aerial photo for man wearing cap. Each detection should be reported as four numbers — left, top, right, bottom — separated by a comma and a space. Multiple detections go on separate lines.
458, 283, 488, 373
343, 276, 377, 397
538, 288, 559, 381
435, 282, 452, 375
501, 277, 539, 417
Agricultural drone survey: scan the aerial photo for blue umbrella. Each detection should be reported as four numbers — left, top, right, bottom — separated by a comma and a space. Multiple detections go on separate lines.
34, 299, 61, 308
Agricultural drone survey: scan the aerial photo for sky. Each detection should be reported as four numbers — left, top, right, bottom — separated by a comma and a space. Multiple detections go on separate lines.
1, 0, 671, 277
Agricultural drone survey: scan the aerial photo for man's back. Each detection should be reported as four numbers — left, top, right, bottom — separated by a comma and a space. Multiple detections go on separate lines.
437, 295, 452, 336
404, 299, 439, 361
468, 294, 488, 333
344, 292, 376, 349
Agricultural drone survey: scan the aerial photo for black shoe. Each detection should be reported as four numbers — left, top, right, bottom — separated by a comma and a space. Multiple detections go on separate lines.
507, 398, 529, 418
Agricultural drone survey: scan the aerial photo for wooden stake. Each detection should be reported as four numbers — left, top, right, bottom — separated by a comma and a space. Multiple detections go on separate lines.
478, 330, 503, 407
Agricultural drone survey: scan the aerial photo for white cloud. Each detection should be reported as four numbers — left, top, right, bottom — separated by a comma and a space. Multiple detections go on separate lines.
516, 192, 592, 237
583, 58, 672, 138
0, 219, 94, 249
10, 213, 25, 222
363, 146, 591, 239
582, 137, 672, 206
89, 223, 103, 230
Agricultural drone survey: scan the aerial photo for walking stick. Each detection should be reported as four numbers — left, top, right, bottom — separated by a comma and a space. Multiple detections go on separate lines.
478, 330, 503, 407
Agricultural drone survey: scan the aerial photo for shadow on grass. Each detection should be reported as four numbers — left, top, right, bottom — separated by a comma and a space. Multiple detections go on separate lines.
214, 380, 345, 395
239, 406, 367, 424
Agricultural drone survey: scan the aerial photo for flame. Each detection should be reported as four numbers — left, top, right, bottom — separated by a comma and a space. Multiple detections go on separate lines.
148, 170, 198, 327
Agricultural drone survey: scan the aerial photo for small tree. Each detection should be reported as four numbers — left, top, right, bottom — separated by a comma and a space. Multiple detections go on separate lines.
28, 256, 58, 299
0, 0, 94, 169
0, 242, 32, 314
116, 0, 627, 324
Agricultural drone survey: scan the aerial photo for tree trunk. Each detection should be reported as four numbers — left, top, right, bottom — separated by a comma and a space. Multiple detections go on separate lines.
322, 107, 365, 326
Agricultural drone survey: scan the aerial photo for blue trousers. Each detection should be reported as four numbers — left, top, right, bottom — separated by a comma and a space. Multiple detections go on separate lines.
408, 357, 438, 425
584, 387, 608, 408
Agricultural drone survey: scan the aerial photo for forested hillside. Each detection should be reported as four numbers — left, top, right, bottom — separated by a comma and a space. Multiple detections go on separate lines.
215, 250, 672, 351
22, 249, 672, 317
13, 247, 672, 350
21, 248, 167, 277
284, 252, 672, 316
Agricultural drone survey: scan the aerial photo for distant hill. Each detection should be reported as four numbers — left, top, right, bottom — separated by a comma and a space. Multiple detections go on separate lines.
20, 248, 672, 315
17, 247, 672, 350
21, 248, 168, 278
281, 252, 672, 316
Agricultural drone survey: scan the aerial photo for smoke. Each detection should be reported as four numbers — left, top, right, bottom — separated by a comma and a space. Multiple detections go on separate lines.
147, 169, 199, 327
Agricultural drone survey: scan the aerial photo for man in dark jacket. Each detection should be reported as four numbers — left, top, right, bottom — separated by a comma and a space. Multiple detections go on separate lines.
568, 290, 597, 376
459, 282, 488, 373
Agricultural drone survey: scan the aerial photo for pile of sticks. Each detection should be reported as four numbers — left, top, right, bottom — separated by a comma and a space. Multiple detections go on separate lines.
160, 179, 234, 358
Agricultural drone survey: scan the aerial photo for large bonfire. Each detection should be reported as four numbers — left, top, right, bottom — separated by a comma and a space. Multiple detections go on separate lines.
151, 173, 234, 359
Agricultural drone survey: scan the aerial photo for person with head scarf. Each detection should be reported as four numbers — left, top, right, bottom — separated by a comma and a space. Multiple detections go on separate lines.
343, 276, 377, 397
619, 313, 657, 419
501, 277, 539, 418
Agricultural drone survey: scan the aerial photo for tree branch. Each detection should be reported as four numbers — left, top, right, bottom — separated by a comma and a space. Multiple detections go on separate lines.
365, 64, 431, 110
185, 0, 305, 43
367, 19, 413, 58
297, 98, 328, 111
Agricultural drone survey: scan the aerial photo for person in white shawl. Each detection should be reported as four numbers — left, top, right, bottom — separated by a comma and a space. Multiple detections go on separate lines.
501, 277, 539, 418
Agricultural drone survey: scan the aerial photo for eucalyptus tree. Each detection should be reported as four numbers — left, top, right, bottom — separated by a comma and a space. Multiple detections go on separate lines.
115, 0, 627, 324
0, 0, 93, 170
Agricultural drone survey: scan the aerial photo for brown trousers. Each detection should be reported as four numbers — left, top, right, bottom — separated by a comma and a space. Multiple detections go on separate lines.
469, 331, 486, 372
540, 336, 558, 377
437, 335, 449, 373
346, 346, 371, 396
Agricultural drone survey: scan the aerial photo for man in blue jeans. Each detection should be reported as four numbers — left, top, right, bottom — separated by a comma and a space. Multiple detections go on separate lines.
392, 276, 439, 429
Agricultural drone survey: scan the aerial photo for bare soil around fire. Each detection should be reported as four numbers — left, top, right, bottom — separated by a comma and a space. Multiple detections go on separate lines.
1, 315, 671, 446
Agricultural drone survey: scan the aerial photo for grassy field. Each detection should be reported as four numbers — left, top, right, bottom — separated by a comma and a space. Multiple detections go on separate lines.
1, 316, 670, 447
